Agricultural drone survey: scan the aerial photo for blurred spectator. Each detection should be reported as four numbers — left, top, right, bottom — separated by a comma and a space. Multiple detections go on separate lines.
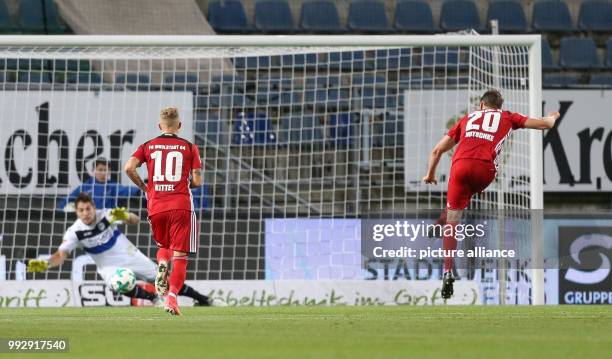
57, 157, 141, 211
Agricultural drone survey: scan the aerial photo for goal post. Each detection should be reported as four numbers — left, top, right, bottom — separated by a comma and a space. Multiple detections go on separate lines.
0, 35, 544, 305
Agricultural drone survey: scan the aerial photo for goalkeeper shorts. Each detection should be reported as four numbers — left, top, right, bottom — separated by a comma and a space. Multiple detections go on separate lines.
148, 210, 199, 254
446, 159, 496, 210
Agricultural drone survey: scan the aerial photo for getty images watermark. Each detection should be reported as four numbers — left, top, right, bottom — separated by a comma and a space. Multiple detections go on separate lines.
361, 218, 520, 265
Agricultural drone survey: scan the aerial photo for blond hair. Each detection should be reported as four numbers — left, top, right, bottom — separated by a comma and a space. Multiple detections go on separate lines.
159, 106, 180, 130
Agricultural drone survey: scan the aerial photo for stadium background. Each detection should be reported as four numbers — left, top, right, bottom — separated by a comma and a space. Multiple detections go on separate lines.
0, 0, 610, 306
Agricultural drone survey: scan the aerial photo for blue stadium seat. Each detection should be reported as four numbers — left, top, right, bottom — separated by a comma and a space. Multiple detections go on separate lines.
0, 0, 16, 33
300, 0, 343, 33
578, 0, 612, 32
440, 0, 482, 32
164, 73, 198, 91
532, 0, 573, 32
282, 116, 325, 146
254, 0, 295, 33
116, 73, 150, 85
195, 111, 222, 145
542, 38, 559, 70
589, 73, 612, 86
394, 0, 435, 33
66, 72, 101, 84
487, 0, 527, 33
543, 73, 580, 87
607, 39, 612, 68
347, 0, 390, 33
559, 37, 600, 69
207, 0, 252, 33
422, 47, 464, 68
327, 51, 367, 71
19, 0, 66, 34
281, 53, 318, 68
234, 56, 271, 69
18, 71, 52, 83
329, 113, 354, 147
375, 48, 413, 70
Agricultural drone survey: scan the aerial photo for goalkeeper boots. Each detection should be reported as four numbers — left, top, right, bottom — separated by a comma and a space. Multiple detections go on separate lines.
155, 261, 169, 296
164, 293, 181, 316
441, 271, 455, 299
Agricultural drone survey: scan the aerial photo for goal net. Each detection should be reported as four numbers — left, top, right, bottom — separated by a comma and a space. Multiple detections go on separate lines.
0, 35, 543, 304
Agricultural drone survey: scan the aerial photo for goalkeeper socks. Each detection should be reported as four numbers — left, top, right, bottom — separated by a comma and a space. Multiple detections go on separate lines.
125, 285, 158, 301
179, 284, 210, 305
169, 255, 188, 296
156, 247, 172, 264
443, 221, 458, 273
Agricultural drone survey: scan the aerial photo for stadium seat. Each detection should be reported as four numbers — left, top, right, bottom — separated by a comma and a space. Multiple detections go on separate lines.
559, 37, 600, 69
347, 0, 390, 33
254, 0, 295, 33
281, 53, 318, 69
0, 0, 16, 33
607, 39, 612, 67
66, 72, 102, 84
234, 56, 271, 69
394, 0, 435, 34
18, 71, 52, 83
375, 48, 413, 70
421, 47, 463, 68
440, 0, 483, 32
116, 73, 150, 85
542, 38, 559, 70
578, 0, 612, 33
329, 113, 354, 147
282, 116, 325, 146
543, 73, 580, 87
19, 0, 66, 34
327, 51, 367, 71
300, 0, 343, 33
164, 73, 198, 92
532, 0, 573, 32
195, 110, 222, 145
207, 0, 252, 33
589, 73, 612, 86
487, 0, 528, 33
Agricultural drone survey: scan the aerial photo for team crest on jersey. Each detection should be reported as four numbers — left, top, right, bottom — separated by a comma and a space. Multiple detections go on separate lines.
98, 222, 106, 231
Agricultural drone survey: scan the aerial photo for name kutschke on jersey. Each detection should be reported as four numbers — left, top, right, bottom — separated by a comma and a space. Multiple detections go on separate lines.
465, 130, 494, 141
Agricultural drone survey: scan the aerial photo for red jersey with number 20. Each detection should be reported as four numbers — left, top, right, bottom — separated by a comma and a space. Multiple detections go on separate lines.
132, 133, 202, 216
447, 108, 527, 169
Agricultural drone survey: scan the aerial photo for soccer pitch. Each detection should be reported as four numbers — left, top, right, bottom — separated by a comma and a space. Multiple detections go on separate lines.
1, 306, 611, 358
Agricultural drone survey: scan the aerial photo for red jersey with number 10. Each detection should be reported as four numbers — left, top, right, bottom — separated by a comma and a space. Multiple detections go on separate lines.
132, 133, 202, 216
447, 108, 527, 169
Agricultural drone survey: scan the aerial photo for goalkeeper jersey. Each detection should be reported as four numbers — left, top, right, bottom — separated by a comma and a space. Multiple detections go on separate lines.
59, 209, 137, 269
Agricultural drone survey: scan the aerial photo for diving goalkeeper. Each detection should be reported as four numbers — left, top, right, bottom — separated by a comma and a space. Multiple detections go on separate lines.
27, 192, 217, 306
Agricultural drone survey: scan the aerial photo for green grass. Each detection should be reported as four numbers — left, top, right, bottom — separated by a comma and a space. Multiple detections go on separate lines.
1, 306, 611, 358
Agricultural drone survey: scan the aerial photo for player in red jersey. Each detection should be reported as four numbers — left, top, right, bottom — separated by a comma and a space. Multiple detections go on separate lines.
124, 106, 202, 315
422, 90, 560, 299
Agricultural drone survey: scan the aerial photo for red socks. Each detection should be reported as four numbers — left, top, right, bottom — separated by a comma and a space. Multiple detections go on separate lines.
443, 221, 458, 273
156, 248, 172, 264
169, 255, 187, 296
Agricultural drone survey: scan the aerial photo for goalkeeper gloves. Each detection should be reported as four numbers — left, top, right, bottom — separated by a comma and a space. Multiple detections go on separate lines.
26, 259, 49, 273
109, 207, 130, 223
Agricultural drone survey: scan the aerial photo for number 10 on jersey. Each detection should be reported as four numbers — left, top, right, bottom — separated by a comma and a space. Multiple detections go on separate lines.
151, 150, 183, 182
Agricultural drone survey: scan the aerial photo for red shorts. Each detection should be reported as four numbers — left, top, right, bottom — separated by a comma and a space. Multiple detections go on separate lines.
446, 159, 496, 210
149, 210, 199, 254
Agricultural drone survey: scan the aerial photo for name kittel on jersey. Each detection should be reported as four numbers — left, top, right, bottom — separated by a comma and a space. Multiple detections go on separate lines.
148, 144, 186, 150
155, 184, 175, 192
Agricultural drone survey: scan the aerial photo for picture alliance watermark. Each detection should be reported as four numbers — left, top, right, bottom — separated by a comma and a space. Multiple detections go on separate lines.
363, 219, 519, 262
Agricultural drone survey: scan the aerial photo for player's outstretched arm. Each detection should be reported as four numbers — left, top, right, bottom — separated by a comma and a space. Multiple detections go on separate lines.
124, 157, 147, 193
423, 135, 456, 185
524, 111, 560, 130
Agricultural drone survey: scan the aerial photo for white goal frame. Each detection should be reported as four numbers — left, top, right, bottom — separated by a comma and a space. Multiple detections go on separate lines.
0, 34, 544, 305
